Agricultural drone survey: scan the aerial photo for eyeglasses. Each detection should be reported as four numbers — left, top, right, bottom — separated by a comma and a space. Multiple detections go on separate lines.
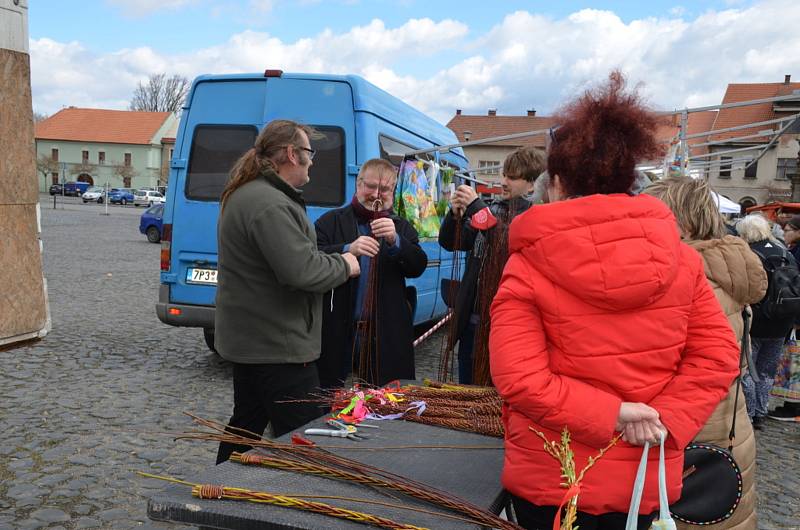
295, 146, 316, 160
359, 180, 395, 195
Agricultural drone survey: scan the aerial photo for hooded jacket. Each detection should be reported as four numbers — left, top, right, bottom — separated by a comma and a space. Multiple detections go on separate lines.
681, 237, 766, 530
489, 193, 740, 515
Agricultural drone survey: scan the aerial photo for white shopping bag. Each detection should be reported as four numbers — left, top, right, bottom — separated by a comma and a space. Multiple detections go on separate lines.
625, 431, 677, 530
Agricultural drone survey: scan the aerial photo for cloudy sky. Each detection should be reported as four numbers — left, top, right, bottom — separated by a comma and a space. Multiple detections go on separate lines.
29, 0, 800, 123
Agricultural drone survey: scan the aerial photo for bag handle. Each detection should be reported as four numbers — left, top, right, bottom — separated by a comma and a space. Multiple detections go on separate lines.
625, 431, 676, 530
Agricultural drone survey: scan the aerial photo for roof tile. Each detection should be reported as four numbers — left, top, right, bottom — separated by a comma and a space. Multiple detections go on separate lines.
35, 107, 172, 145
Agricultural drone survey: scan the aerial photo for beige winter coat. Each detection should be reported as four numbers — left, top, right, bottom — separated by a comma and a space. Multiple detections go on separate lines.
682, 236, 767, 530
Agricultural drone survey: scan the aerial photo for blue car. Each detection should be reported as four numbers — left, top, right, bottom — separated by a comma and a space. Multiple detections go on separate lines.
109, 188, 135, 205
139, 204, 163, 243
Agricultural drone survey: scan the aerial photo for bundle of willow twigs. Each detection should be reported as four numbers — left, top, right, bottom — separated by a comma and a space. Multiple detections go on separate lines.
140, 472, 430, 530
173, 414, 522, 530
324, 382, 505, 438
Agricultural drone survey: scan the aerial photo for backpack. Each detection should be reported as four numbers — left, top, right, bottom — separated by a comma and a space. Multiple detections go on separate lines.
752, 247, 800, 319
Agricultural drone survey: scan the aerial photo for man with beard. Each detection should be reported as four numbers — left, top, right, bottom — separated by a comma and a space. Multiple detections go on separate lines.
315, 158, 427, 387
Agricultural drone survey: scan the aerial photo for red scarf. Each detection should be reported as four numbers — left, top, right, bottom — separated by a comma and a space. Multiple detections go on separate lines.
350, 194, 391, 223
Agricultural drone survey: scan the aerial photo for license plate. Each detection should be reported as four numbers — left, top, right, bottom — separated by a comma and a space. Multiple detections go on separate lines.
186, 268, 217, 285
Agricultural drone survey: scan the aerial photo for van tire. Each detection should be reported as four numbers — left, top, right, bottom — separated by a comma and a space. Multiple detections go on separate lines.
203, 328, 218, 354
121, 198, 127, 205
146, 226, 161, 244
97, 197, 104, 204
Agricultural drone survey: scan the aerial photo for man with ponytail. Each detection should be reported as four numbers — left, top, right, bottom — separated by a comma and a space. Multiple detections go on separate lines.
215, 119, 360, 463
315, 158, 427, 387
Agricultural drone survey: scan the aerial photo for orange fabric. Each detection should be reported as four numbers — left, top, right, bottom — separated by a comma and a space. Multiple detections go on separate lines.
489, 193, 739, 515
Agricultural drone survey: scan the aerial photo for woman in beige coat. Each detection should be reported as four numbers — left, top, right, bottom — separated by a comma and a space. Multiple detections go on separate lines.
645, 177, 766, 530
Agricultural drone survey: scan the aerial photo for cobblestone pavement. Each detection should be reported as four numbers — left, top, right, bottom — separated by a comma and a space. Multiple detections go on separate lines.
0, 196, 798, 529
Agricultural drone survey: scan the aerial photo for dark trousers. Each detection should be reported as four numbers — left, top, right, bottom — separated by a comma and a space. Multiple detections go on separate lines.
512, 495, 656, 530
457, 320, 476, 384
216, 361, 322, 464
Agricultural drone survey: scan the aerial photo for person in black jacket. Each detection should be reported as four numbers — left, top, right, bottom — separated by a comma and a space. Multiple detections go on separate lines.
736, 213, 798, 429
438, 147, 545, 384
315, 158, 427, 388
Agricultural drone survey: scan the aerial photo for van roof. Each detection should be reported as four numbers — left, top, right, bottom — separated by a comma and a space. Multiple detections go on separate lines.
190, 72, 465, 159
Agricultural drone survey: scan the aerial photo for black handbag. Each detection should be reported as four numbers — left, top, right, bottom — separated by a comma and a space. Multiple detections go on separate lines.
669, 311, 749, 525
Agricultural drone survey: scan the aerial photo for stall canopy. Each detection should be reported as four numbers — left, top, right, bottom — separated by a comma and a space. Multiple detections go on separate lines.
711, 191, 741, 214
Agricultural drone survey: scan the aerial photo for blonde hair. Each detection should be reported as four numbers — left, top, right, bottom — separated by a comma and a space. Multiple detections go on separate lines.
357, 158, 397, 183
220, 119, 316, 208
736, 214, 775, 243
643, 177, 726, 240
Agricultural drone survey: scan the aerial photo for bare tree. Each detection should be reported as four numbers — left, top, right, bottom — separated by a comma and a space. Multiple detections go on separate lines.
33, 111, 49, 123
112, 162, 137, 188
36, 154, 59, 188
129, 73, 189, 113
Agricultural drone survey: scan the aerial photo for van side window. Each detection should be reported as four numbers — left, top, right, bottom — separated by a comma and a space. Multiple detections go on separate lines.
302, 126, 345, 207
186, 125, 258, 201
379, 135, 414, 166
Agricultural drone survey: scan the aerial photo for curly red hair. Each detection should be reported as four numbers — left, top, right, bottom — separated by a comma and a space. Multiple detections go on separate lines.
548, 71, 660, 197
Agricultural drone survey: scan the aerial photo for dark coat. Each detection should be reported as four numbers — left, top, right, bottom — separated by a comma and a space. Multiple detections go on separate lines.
438, 196, 531, 345
749, 239, 798, 338
314, 205, 427, 387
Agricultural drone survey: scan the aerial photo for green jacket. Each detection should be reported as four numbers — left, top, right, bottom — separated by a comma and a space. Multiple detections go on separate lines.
215, 169, 349, 364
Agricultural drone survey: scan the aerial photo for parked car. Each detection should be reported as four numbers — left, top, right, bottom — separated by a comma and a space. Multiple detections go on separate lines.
108, 188, 135, 205
49, 184, 63, 195
63, 181, 91, 197
134, 190, 165, 207
82, 186, 106, 203
139, 204, 164, 243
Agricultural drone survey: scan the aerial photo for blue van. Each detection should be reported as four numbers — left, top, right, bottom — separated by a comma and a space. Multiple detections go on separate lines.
155, 71, 468, 351
63, 181, 91, 197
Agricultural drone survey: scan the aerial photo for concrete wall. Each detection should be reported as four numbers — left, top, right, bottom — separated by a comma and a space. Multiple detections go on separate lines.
706, 146, 787, 204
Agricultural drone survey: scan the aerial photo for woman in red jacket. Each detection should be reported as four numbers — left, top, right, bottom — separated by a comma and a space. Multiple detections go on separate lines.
489, 73, 740, 530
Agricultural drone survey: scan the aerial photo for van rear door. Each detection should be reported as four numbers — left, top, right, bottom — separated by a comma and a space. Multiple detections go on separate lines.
166, 76, 355, 309
166, 79, 265, 308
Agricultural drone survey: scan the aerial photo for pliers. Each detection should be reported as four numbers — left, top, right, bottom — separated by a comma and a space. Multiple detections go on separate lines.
304, 419, 369, 440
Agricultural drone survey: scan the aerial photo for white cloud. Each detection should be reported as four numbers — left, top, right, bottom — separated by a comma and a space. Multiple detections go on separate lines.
105, 0, 197, 17
31, 0, 800, 125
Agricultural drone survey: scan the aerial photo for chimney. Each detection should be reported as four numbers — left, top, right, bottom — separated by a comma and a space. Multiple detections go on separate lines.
785, 75, 792, 84
488, 109, 497, 117
527, 109, 536, 117
456, 109, 462, 116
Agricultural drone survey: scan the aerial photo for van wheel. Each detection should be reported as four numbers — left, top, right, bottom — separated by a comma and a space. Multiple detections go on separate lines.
97, 197, 104, 204
146, 226, 161, 244
121, 198, 127, 205
203, 328, 218, 354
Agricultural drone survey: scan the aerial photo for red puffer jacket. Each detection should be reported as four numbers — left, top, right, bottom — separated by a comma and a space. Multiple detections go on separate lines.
489, 193, 739, 515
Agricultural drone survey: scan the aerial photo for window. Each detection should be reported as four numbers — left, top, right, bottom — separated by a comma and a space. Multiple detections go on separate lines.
82, 150, 89, 163
379, 135, 414, 165
51, 172, 58, 185
777, 158, 798, 180
718, 156, 732, 179
51, 148, 58, 161
124, 153, 132, 167
123, 176, 131, 188
185, 125, 258, 201
744, 160, 758, 179
169, 148, 174, 161
478, 160, 500, 175
98, 151, 105, 165
301, 126, 346, 207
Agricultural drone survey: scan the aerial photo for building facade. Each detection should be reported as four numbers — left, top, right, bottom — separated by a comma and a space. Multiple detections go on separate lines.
704, 77, 800, 209
34, 108, 178, 192
446, 109, 555, 193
